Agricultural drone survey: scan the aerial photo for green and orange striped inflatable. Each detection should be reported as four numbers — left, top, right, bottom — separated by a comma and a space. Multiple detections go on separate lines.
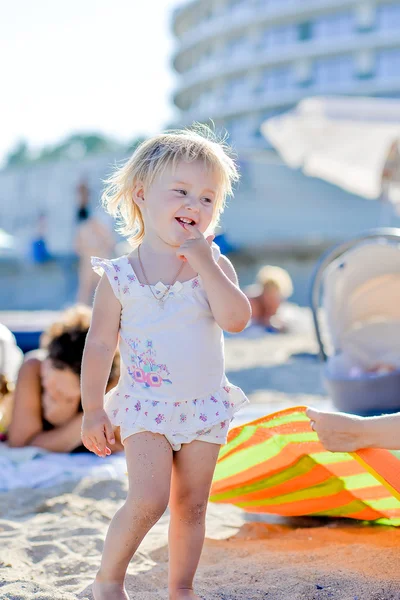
210, 406, 400, 525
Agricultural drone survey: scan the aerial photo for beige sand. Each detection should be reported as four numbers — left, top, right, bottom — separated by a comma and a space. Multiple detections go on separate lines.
1, 324, 399, 599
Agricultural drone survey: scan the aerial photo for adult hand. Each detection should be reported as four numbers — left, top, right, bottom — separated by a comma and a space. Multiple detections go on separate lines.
306, 407, 366, 452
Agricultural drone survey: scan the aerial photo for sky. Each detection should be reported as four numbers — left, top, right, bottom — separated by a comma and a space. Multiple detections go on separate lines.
0, 0, 181, 166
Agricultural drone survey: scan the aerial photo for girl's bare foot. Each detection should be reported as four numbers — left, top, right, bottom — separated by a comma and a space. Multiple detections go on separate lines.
92, 578, 129, 600
170, 589, 201, 600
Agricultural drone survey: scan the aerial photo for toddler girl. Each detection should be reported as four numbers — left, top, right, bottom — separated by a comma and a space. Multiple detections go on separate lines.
81, 126, 251, 600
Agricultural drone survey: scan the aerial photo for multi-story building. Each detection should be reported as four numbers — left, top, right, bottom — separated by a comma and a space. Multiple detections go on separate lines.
172, 0, 400, 149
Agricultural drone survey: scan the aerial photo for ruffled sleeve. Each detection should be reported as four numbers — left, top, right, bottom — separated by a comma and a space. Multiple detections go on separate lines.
211, 242, 221, 263
91, 256, 122, 301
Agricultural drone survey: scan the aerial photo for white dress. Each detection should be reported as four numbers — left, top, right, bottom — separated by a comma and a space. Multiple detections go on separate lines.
91, 244, 248, 446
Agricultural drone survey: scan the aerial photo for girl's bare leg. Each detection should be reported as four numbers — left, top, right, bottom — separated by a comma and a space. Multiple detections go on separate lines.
93, 432, 173, 600
168, 441, 220, 600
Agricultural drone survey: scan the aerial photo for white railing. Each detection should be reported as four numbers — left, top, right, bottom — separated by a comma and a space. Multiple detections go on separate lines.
174, 0, 357, 56
180, 74, 400, 124
174, 28, 400, 103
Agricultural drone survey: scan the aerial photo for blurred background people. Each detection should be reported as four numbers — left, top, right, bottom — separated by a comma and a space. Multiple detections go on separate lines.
0, 323, 24, 439
31, 211, 52, 264
74, 179, 116, 305
245, 265, 294, 332
5, 305, 122, 453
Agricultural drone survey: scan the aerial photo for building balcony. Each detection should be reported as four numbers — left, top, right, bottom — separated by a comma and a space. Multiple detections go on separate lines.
174, 29, 400, 109
173, 0, 368, 66
179, 74, 400, 124
172, 0, 204, 36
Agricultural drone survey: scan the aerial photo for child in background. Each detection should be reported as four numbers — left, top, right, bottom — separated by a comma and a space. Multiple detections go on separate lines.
246, 265, 293, 332
81, 126, 251, 600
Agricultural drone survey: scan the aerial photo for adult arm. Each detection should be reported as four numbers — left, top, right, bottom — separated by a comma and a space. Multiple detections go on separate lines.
29, 414, 84, 452
8, 357, 44, 447
306, 407, 400, 452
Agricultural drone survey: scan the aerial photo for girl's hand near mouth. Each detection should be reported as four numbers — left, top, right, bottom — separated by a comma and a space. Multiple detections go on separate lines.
177, 224, 215, 273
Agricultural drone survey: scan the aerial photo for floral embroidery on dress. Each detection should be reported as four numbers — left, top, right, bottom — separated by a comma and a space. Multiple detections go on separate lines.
191, 278, 200, 289
113, 264, 121, 273
128, 273, 136, 283
123, 285, 129, 295
127, 338, 172, 389
199, 413, 207, 422
155, 414, 165, 425
223, 386, 231, 393
134, 401, 141, 411
180, 414, 187, 423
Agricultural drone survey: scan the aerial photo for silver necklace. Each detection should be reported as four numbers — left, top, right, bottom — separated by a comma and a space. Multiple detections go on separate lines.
137, 245, 185, 309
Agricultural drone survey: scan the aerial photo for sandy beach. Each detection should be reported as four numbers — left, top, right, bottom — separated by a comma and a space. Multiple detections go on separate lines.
1, 312, 399, 600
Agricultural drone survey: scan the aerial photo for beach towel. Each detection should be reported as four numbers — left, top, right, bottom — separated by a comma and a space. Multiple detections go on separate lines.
0, 444, 126, 491
210, 406, 400, 525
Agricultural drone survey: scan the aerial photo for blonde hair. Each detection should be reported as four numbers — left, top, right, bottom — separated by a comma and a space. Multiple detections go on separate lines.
101, 124, 239, 246
257, 266, 293, 299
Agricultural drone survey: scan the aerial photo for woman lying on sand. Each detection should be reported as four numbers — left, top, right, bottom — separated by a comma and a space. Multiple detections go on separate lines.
6, 305, 123, 453
306, 407, 400, 452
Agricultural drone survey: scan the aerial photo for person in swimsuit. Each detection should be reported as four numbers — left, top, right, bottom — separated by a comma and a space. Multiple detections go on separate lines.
246, 265, 293, 332
81, 126, 252, 600
7, 305, 122, 453
74, 180, 116, 306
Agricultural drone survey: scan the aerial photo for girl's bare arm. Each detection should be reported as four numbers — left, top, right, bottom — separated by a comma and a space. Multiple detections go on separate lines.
81, 275, 121, 456
200, 255, 251, 333
81, 275, 121, 411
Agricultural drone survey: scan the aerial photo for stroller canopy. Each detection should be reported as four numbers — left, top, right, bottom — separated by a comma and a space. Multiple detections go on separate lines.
323, 239, 400, 369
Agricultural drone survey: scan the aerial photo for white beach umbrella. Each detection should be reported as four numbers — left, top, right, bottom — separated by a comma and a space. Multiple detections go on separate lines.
262, 96, 400, 203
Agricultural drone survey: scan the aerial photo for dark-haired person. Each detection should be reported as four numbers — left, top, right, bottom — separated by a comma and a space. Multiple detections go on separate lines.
7, 305, 123, 454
